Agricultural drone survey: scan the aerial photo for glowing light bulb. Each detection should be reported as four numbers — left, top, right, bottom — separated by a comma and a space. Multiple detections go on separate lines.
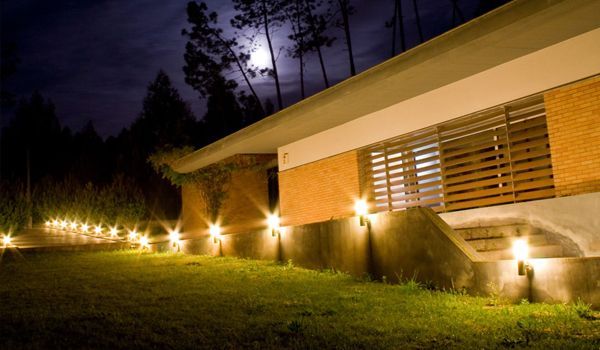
129, 230, 138, 241
354, 200, 368, 217
80, 224, 89, 233
169, 230, 180, 244
513, 239, 529, 261
109, 227, 119, 237
70, 222, 78, 231
45, 221, 51, 227
52, 219, 59, 228
2, 234, 11, 247
60, 220, 68, 229
94, 225, 102, 235
139, 235, 149, 248
267, 214, 280, 236
209, 224, 221, 243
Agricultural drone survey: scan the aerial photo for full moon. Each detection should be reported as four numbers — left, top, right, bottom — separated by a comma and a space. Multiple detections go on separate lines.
250, 48, 271, 67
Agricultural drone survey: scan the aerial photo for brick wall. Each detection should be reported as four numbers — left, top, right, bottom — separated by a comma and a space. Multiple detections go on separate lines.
182, 154, 275, 235
545, 75, 600, 197
279, 150, 361, 226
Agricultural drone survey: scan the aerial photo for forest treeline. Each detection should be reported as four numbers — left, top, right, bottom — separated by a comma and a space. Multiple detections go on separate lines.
0, 0, 508, 232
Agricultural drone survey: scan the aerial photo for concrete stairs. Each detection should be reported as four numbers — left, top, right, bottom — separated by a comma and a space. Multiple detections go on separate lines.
453, 223, 567, 260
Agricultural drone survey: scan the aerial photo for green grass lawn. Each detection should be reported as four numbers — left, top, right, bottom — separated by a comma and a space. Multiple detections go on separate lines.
1, 250, 598, 349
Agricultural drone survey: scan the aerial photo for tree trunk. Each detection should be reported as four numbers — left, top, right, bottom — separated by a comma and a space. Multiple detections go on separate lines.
26, 148, 32, 229
338, 0, 356, 76
297, 0, 305, 99
391, 0, 398, 57
218, 34, 265, 116
398, 0, 406, 51
262, 0, 283, 110
304, 0, 329, 88
412, 0, 424, 43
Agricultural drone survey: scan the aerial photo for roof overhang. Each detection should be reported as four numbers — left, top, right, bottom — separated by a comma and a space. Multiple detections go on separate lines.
173, 0, 600, 173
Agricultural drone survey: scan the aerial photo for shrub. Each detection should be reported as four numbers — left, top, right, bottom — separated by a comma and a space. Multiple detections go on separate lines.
0, 181, 29, 233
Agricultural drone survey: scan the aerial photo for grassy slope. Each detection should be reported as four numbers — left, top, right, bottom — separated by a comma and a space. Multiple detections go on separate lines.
0, 251, 598, 349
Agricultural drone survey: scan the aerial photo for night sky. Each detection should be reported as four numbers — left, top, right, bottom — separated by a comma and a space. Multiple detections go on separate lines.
1, 0, 493, 137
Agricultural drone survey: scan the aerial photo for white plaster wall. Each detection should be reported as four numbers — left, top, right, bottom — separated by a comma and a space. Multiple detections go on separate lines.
439, 193, 600, 257
278, 28, 600, 171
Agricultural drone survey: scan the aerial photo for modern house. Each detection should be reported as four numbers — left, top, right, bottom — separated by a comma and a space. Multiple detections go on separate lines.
175, 0, 600, 255
173, 0, 600, 262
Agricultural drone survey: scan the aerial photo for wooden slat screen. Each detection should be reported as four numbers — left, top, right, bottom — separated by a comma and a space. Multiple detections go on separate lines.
361, 95, 555, 213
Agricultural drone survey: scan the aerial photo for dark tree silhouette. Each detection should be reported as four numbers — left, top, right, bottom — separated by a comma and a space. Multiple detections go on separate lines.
330, 0, 356, 76
285, 0, 308, 99
304, 0, 334, 88
386, 0, 406, 57
232, 0, 287, 110
412, 0, 424, 43
183, 1, 264, 115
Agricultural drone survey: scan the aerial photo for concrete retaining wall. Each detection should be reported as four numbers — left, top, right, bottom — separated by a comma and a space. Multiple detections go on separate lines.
155, 207, 599, 307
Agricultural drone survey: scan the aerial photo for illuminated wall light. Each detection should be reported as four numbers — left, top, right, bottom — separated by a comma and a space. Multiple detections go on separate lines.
354, 199, 369, 226
2, 234, 11, 247
513, 239, 531, 276
169, 229, 181, 251
209, 224, 221, 244
44, 221, 51, 228
60, 220, 68, 229
70, 222, 78, 231
80, 223, 89, 234
139, 235, 150, 249
109, 227, 119, 238
128, 230, 139, 242
267, 214, 281, 237
52, 219, 60, 228
94, 225, 103, 235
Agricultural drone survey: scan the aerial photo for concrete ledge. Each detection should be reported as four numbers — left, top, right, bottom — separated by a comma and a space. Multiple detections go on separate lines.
153, 207, 598, 306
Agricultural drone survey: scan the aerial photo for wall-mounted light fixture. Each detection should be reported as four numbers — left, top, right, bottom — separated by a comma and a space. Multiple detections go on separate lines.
139, 235, 150, 249
44, 221, 51, 228
69, 221, 78, 231
109, 227, 119, 238
209, 224, 221, 244
80, 223, 89, 234
513, 239, 530, 276
94, 225, 103, 235
169, 229, 181, 251
267, 214, 281, 237
354, 199, 369, 226
128, 230, 139, 242
2, 234, 11, 247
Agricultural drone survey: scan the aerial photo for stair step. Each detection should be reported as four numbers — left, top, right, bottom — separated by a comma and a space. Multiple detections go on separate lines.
478, 244, 564, 261
467, 234, 548, 252
455, 224, 536, 240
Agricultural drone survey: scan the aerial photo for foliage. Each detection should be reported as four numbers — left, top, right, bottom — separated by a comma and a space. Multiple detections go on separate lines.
183, 1, 264, 142
32, 174, 146, 227
573, 298, 594, 320
0, 181, 29, 233
1, 252, 598, 349
149, 147, 268, 223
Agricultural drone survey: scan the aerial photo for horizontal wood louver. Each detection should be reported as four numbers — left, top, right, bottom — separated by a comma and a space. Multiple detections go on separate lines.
361, 95, 555, 213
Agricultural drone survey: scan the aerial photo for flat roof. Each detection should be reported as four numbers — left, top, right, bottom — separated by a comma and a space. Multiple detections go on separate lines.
173, 0, 600, 173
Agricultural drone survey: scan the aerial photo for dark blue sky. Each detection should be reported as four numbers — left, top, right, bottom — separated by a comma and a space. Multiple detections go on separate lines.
1, 0, 498, 137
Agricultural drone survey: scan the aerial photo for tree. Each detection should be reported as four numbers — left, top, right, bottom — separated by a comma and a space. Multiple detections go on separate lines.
285, 0, 308, 99
121, 70, 198, 219
412, 0, 424, 43
183, 1, 264, 115
386, 0, 406, 57
231, 0, 287, 110
330, 0, 356, 76
304, 0, 335, 88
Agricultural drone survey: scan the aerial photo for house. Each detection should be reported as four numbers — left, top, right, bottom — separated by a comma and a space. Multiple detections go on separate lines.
172, 0, 600, 258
